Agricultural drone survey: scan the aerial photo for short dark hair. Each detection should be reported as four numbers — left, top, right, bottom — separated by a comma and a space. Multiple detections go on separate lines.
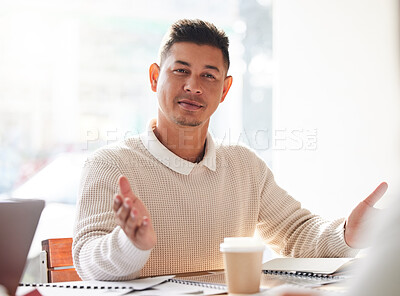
159, 19, 230, 70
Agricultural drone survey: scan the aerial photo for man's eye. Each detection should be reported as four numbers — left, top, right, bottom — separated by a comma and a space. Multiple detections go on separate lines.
204, 74, 215, 79
174, 69, 188, 73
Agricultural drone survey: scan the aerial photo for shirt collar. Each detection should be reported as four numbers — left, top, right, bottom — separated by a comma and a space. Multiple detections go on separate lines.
139, 119, 216, 175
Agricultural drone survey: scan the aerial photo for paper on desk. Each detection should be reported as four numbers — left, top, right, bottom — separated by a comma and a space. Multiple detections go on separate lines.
129, 281, 226, 295
17, 275, 174, 296
260, 284, 342, 296
17, 286, 130, 296
47, 275, 174, 290
131, 282, 203, 295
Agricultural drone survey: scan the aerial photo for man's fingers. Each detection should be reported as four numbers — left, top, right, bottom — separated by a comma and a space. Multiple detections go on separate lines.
136, 216, 149, 234
116, 198, 133, 226
113, 194, 123, 212
142, 216, 149, 227
119, 176, 133, 196
363, 182, 388, 207
118, 176, 137, 201
134, 217, 151, 247
125, 208, 141, 237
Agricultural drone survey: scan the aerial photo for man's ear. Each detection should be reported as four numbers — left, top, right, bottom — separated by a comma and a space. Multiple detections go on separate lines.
149, 63, 160, 92
220, 75, 233, 103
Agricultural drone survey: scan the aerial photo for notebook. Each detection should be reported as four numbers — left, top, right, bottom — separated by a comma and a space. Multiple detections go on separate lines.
169, 258, 356, 291
0, 199, 45, 296
170, 270, 343, 291
262, 257, 355, 277
170, 272, 227, 291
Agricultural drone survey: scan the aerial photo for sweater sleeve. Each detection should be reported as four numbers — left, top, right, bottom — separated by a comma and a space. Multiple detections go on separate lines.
72, 159, 151, 281
256, 164, 359, 258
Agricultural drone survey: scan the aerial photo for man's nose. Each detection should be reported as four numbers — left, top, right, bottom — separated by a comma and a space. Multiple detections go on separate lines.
184, 76, 202, 94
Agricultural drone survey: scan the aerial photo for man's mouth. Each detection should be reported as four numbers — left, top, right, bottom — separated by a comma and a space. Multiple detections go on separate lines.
178, 99, 204, 111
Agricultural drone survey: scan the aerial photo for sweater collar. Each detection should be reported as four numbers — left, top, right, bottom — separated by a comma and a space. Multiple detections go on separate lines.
139, 119, 216, 175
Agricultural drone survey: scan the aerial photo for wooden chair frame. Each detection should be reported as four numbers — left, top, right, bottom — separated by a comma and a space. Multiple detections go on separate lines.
40, 238, 81, 283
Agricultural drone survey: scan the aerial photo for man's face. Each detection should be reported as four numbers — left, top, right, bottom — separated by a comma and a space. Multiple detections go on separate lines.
150, 42, 232, 129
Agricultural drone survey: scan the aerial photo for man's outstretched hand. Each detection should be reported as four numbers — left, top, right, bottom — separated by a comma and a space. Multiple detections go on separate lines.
113, 176, 156, 250
344, 182, 388, 248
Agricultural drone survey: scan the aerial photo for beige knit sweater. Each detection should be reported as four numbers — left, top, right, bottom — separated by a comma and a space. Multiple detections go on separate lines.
73, 124, 357, 281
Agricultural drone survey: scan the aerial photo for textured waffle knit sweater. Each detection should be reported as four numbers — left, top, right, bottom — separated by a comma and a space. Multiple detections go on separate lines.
73, 120, 357, 281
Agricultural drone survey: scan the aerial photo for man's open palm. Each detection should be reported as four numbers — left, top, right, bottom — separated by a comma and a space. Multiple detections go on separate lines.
113, 176, 156, 250
345, 182, 388, 248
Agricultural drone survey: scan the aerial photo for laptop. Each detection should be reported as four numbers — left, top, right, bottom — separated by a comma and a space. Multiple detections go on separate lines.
0, 199, 45, 296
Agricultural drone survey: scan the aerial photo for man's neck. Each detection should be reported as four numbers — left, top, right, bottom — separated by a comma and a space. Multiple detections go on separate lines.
154, 118, 209, 163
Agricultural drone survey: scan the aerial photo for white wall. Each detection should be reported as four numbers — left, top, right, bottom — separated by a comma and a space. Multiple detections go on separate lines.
273, 0, 400, 219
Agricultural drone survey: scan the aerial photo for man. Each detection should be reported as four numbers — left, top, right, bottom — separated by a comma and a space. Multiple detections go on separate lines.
72, 19, 387, 281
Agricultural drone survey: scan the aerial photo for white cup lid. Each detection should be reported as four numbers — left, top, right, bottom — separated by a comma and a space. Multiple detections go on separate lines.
220, 237, 265, 253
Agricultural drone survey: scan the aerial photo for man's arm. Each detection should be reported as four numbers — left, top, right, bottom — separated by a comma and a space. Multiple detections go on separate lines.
72, 160, 152, 281
256, 164, 358, 258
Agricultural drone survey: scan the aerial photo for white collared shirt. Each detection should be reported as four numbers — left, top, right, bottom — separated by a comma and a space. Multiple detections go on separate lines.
139, 119, 216, 175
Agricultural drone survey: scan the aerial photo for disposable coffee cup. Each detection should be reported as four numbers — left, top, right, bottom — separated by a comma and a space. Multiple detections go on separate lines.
220, 237, 265, 295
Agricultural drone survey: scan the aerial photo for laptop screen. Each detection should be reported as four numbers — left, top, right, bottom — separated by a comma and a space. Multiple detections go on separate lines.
0, 199, 44, 296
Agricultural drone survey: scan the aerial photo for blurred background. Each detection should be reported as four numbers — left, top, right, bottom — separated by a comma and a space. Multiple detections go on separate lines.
0, 0, 399, 282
